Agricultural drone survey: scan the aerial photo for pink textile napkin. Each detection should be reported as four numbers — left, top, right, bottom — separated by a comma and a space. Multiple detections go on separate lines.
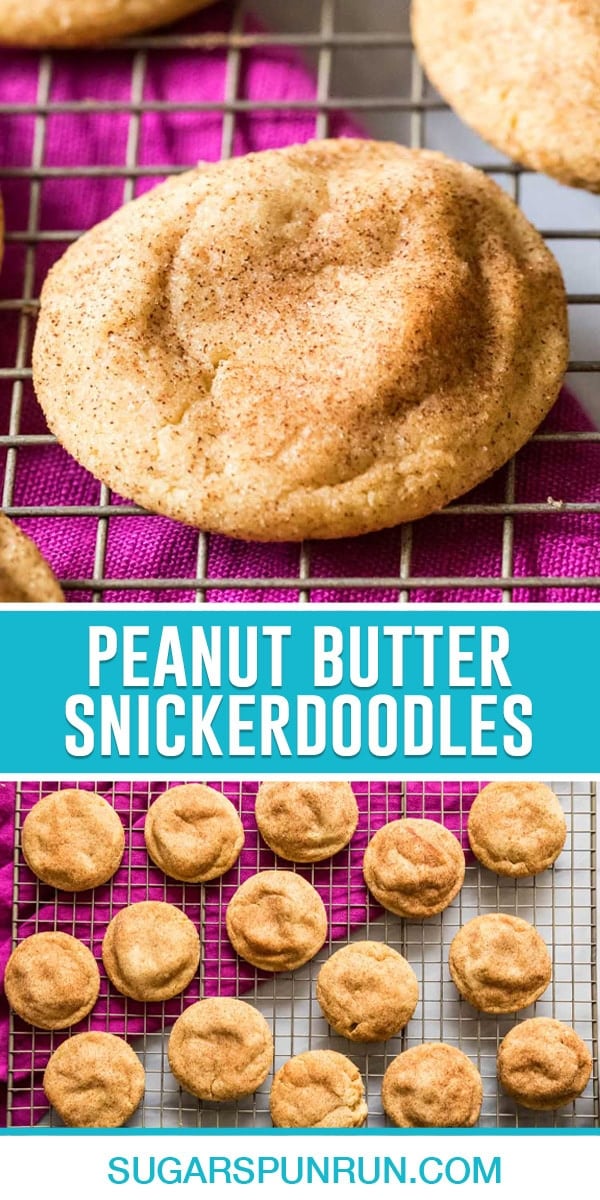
0, 3, 599, 602
0, 778, 481, 1126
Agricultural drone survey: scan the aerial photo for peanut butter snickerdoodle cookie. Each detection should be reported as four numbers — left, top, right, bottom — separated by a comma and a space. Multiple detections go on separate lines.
22, 788, 124, 891
449, 914, 552, 1014
316, 941, 418, 1042
145, 783, 244, 882
4, 932, 99, 1029
270, 1050, 368, 1128
168, 998, 274, 1101
33, 139, 568, 542
468, 781, 567, 878
0, 0, 215, 48
412, 0, 600, 193
255, 781, 358, 862
44, 1033, 145, 1127
226, 870, 327, 972
497, 1018, 592, 1111
382, 1043, 483, 1128
363, 818, 465, 919
0, 514, 63, 602
102, 901, 200, 1001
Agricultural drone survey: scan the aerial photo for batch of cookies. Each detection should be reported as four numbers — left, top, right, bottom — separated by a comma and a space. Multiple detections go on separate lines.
5, 780, 593, 1127
0, 0, 598, 598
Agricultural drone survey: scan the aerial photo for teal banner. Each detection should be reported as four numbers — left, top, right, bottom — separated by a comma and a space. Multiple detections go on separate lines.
0, 604, 595, 775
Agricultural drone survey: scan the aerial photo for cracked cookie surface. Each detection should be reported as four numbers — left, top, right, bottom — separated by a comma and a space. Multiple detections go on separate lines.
468, 781, 567, 877
33, 139, 567, 541
270, 1050, 367, 1128
168, 998, 274, 1101
363, 818, 465, 919
22, 788, 124, 891
497, 1018, 592, 1110
449, 913, 552, 1014
226, 870, 327, 972
255, 780, 358, 862
144, 783, 244, 882
44, 1032, 145, 1126
102, 901, 200, 1001
382, 1043, 482, 1127
317, 941, 418, 1042
5, 932, 100, 1030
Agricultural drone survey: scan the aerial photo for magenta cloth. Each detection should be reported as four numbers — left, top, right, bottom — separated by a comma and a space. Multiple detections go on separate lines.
0, 778, 483, 1126
0, 3, 599, 602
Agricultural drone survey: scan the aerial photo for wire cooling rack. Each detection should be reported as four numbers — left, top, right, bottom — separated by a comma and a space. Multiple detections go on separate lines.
0, 0, 598, 602
6, 779, 599, 1128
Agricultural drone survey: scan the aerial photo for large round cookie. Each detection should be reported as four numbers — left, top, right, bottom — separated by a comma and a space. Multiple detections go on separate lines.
44, 1032, 145, 1127
226, 870, 327, 972
4, 932, 99, 1029
22, 788, 125, 891
316, 941, 418, 1042
255, 781, 358, 862
468, 781, 567, 877
270, 1051, 367, 1128
168, 998, 274, 1101
0, 0, 215, 47
449, 913, 552, 1014
0, 514, 63, 602
412, 0, 600, 193
497, 1018, 592, 1111
144, 783, 244, 882
102, 901, 200, 1001
33, 139, 568, 542
363, 818, 465, 919
382, 1043, 482, 1128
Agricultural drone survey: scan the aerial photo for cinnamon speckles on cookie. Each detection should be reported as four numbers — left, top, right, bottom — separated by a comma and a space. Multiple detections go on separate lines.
226, 870, 328, 972
382, 1044, 482, 1128
144, 783, 244, 882
255, 781, 358, 862
449, 914, 552, 1014
363, 818, 465, 919
412, 0, 600, 192
270, 1050, 368, 1128
5, 932, 100, 1030
102, 901, 200, 1001
33, 139, 568, 541
168, 998, 274, 1101
22, 788, 124, 891
44, 1033, 145, 1127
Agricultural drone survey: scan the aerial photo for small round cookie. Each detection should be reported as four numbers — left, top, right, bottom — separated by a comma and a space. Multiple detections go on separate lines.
363, 818, 465, 919
102, 901, 200, 1001
168, 998, 274, 1101
497, 1018, 592, 1111
22, 788, 124, 891
412, 0, 600, 193
44, 1032, 145, 1127
316, 941, 418, 1042
255, 781, 358, 862
144, 784, 244, 882
226, 870, 327, 972
270, 1050, 367, 1128
4, 932, 99, 1029
468, 782, 567, 877
0, 0, 215, 48
449, 914, 552, 1014
0, 514, 63, 602
382, 1043, 482, 1128
33, 139, 568, 543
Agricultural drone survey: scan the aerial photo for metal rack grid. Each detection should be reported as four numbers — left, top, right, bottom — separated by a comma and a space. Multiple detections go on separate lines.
0, 0, 598, 602
6, 779, 599, 1128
